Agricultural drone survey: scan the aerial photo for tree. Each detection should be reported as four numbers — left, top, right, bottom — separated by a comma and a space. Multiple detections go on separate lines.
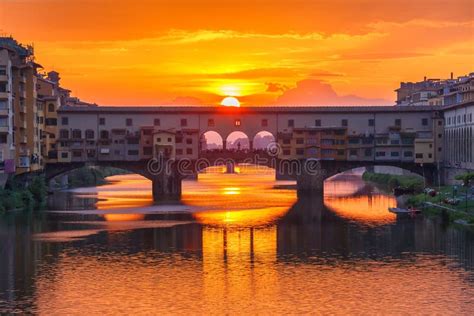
455, 172, 474, 187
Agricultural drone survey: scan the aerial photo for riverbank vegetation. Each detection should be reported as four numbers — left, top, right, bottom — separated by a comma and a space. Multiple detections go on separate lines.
363, 171, 474, 225
407, 186, 474, 224
0, 176, 47, 214
362, 171, 424, 192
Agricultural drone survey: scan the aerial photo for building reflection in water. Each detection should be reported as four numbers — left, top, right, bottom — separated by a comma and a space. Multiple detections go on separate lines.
0, 168, 474, 313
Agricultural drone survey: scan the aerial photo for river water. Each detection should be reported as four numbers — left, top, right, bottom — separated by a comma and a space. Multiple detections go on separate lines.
1, 167, 473, 314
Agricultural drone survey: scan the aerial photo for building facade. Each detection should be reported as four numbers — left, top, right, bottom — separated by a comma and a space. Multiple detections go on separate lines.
443, 101, 474, 183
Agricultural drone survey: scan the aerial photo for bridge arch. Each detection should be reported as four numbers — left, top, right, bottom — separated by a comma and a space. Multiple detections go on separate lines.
252, 130, 276, 150
200, 130, 224, 151
226, 131, 250, 151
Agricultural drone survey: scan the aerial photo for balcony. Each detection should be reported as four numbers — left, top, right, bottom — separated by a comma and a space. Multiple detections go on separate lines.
0, 126, 8, 133
18, 120, 27, 129
0, 92, 9, 99
0, 74, 8, 82
0, 108, 8, 116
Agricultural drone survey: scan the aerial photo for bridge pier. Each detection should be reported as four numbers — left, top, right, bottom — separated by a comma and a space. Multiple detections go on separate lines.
151, 168, 182, 203
296, 166, 325, 198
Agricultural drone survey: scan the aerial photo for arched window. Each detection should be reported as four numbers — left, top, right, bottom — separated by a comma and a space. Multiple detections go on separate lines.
100, 130, 109, 139
48, 103, 55, 112
59, 129, 69, 139
72, 129, 82, 139
85, 129, 95, 139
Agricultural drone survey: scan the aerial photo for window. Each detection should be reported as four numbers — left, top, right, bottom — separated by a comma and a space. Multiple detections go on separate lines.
283, 149, 291, 155
296, 138, 304, 144
59, 129, 69, 139
208, 119, 215, 127
337, 150, 345, 155
61, 152, 69, 159
391, 151, 400, 157
288, 119, 294, 127
368, 119, 375, 127
186, 138, 193, 144
261, 119, 268, 127
48, 103, 55, 112
390, 140, 400, 145
61, 117, 69, 125
438, 133, 442, 139
45, 118, 57, 126
72, 151, 82, 158
127, 138, 139, 145
234, 119, 241, 127
376, 151, 386, 157
404, 151, 413, 157
296, 148, 305, 155
154, 118, 160, 126
99, 118, 106, 125
0, 134, 7, 144
315, 119, 321, 127
348, 138, 359, 144
349, 149, 357, 156
128, 150, 139, 156
0, 66, 6, 76
176, 136, 182, 143
176, 149, 183, 155
157, 137, 162, 142
395, 119, 401, 126
364, 149, 372, 157
186, 148, 193, 155
362, 138, 373, 145
422, 118, 428, 126
341, 119, 348, 127
85, 130, 94, 139
0, 100, 7, 109
181, 119, 187, 127
282, 139, 291, 145
100, 130, 109, 139
168, 137, 172, 142
126, 118, 133, 126
72, 129, 82, 139
428, 153, 432, 159
415, 153, 423, 159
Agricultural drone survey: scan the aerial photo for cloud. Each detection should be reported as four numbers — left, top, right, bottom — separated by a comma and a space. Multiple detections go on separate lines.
170, 96, 205, 105
265, 82, 289, 93
275, 79, 390, 106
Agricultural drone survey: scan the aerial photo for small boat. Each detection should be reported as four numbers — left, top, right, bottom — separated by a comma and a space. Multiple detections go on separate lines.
389, 207, 421, 215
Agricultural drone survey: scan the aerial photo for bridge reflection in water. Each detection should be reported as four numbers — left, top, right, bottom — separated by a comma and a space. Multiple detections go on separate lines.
1, 167, 474, 314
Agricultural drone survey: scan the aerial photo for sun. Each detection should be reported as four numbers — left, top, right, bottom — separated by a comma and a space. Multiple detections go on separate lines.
221, 96, 240, 107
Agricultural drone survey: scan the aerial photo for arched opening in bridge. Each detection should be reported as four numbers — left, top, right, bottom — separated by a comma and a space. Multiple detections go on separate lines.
200, 131, 223, 152
47, 165, 153, 210
226, 131, 250, 151
253, 131, 276, 151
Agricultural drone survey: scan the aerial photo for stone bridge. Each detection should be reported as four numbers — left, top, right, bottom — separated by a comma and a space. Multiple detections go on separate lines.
42, 153, 438, 202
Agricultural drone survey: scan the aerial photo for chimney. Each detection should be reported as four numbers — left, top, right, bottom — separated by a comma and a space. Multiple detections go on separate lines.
424, 76, 427, 81
450, 72, 453, 80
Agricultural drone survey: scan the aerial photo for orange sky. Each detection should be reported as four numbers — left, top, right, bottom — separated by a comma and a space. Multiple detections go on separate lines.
1, 0, 473, 106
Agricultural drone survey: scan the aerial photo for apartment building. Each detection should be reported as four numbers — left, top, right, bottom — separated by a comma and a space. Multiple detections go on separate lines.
0, 37, 43, 175
396, 73, 474, 107
443, 100, 474, 182
0, 48, 15, 178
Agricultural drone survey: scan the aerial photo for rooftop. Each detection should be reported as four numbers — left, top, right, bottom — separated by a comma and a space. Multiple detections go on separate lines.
58, 105, 445, 114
